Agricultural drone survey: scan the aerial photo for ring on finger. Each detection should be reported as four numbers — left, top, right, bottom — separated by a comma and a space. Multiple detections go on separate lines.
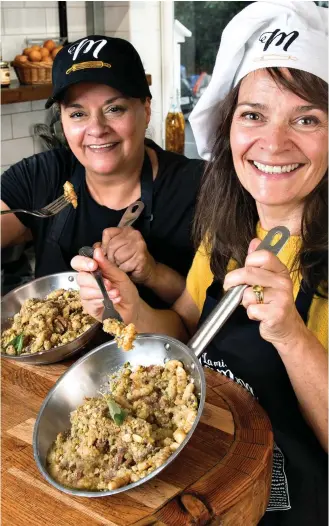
252, 284, 264, 304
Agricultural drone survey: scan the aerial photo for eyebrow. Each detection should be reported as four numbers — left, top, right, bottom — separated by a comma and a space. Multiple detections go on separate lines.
236, 102, 268, 110
236, 102, 321, 112
293, 105, 321, 112
64, 96, 129, 109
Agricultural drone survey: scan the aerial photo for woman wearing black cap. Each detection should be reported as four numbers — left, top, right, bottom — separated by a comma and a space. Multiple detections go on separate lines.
1, 36, 204, 308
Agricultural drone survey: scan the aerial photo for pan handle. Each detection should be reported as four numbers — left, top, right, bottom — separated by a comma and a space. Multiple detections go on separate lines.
117, 200, 145, 228
188, 226, 290, 358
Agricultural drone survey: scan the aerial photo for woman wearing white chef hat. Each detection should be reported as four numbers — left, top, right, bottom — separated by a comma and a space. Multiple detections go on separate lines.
189, 0, 327, 159
74, 3, 328, 523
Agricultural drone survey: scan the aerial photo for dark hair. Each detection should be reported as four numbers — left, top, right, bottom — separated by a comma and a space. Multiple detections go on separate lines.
193, 68, 328, 295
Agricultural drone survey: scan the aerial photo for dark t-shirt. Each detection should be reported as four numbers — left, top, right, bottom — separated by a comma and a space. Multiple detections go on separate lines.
2, 140, 204, 307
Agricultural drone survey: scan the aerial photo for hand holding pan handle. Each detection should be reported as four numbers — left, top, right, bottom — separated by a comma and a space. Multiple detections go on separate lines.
188, 226, 290, 358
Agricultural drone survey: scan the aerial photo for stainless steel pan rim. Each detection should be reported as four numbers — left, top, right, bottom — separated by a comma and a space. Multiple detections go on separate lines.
1, 271, 100, 364
2, 270, 78, 298
33, 334, 206, 498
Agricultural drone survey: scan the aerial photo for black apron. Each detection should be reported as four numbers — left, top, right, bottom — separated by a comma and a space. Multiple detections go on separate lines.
199, 280, 328, 526
36, 151, 154, 277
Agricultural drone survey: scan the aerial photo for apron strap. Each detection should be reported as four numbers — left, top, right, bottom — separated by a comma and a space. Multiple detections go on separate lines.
139, 150, 154, 237
295, 280, 314, 324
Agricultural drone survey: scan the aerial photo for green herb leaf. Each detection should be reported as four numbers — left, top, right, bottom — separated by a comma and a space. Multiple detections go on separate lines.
4, 334, 20, 348
15, 334, 24, 355
106, 397, 126, 426
4, 333, 24, 355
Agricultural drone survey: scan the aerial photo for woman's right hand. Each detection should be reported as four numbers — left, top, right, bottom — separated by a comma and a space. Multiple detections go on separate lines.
71, 248, 141, 324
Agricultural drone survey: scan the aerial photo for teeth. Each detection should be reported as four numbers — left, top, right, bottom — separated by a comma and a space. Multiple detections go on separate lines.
89, 143, 115, 149
253, 161, 300, 174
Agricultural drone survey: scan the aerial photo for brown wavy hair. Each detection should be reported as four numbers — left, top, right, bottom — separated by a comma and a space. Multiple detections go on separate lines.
193, 68, 328, 295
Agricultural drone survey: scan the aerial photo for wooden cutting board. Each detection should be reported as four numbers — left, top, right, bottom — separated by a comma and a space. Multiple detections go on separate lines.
1, 357, 273, 526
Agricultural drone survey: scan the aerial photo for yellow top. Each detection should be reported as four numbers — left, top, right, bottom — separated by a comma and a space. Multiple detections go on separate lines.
186, 224, 328, 350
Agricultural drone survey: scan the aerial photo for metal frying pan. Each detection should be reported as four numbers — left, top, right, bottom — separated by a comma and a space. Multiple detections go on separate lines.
33, 226, 289, 497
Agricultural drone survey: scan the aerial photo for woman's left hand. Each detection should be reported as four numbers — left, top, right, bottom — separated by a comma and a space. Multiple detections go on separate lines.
94, 226, 157, 285
223, 238, 306, 349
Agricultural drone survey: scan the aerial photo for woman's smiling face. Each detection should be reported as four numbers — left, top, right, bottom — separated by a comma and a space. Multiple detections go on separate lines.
230, 69, 328, 208
61, 82, 151, 176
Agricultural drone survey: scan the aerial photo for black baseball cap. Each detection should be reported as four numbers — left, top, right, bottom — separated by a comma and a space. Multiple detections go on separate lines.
45, 35, 152, 109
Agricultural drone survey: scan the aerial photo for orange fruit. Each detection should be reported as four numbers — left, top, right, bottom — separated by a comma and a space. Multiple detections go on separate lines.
23, 47, 33, 56
15, 54, 28, 64
43, 39, 56, 51
29, 50, 42, 62
40, 47, 50, 59
31, 45, 41, 51
51, 46, 63, 59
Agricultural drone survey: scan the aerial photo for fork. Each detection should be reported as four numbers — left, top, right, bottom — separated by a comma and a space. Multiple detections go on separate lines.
1, 194, 69, 218
79, 243, 122, 322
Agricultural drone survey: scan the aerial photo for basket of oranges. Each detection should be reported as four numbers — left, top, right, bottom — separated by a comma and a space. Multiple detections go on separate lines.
13, 40, 62, 85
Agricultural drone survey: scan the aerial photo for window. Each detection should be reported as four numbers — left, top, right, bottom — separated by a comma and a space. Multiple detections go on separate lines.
174, 1, 252, 158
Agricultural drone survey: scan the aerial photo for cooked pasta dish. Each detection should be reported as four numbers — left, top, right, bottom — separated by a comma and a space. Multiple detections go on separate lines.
1, 289, 95, 356
47, 360, 198, 491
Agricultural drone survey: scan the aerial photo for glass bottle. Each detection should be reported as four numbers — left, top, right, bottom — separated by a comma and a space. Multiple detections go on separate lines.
165, 89, 185, 154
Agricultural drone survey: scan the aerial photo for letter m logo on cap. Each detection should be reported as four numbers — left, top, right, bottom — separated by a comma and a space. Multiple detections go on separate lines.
68, 38, 107, 61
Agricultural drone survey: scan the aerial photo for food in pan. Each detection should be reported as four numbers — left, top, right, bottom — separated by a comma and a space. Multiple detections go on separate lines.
47, 360, 198, 491
63, 181, 78, 209
1, 289, 95, 356
103, 318, 137, 351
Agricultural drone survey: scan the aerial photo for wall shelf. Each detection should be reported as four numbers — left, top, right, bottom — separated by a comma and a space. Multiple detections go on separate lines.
1, 81, 52, 105
1, 75, 152, 105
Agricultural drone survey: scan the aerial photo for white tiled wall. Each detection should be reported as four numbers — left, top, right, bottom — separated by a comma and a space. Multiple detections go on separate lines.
0, 1, 88, 173
104, 1, 164, 146
1, 100, 48, 171
1, 137, 35, 168
67, 2, 87, 39
1, 1, 170, 173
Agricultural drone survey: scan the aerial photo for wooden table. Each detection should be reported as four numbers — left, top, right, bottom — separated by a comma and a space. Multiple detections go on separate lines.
1, 357, 273, 525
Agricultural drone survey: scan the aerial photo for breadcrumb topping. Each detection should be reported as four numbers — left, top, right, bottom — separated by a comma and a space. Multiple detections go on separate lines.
64, 181, 78, 209
103, 319, 137, 351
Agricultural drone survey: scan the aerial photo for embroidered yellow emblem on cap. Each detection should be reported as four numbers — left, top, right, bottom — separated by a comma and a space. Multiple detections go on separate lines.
66, 61, 112, 75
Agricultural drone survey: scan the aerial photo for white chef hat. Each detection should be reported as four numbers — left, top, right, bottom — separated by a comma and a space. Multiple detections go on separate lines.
189, 1, 328, 161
